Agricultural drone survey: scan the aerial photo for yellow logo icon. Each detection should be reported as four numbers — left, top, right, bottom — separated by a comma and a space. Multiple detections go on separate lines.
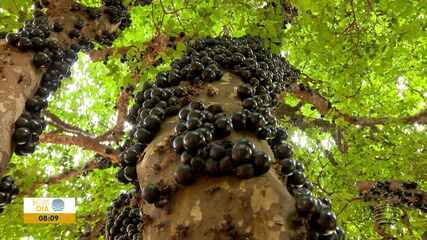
23, 198, 76, 224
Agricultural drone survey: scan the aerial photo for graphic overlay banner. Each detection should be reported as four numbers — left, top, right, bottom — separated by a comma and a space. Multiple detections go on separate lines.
23, 198, 76, 224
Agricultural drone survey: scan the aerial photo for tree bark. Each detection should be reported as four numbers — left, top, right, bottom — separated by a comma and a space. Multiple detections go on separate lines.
137, 73, 305, 240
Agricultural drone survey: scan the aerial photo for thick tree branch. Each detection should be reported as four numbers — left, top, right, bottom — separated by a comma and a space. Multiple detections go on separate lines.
89, 47, 131, 61
46, 111, 93, 137
89, 33, 184, 64
356, 180, 426, 212
274, 100, 348, 154
289, 81, 427, 126
96, 89, 131, 142
274, 101, 334, 131
39, 132, 119, 163
20, 158, 98, 197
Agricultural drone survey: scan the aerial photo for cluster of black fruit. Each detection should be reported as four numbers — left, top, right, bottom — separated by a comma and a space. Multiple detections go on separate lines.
70, 0, 131, 44
0, 176, 19, 214
6, 10, 77, 155
117, 143, 143, 184
170, 103, 272, 183
361, 181, 426, 212
280, 159, 345, 239
106, 191, 143, 240
117, 82, 188, 184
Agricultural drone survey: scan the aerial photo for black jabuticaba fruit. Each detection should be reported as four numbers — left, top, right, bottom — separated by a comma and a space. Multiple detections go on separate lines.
142, 115, 162, 131
209, 144, 226, 160
17, 37, 32, 51
175, 164, 194, 185
287, 170, 306, 186
280, 159, 296, 175
214, 117, 232, 138
180, 151, 192, 165
32, 52, 51, 68
15, 116, 29, 128
206, 104, 223, 114
310, 210, 337, 234
295, 196, 316, 214
178, 108, 190, 121
188, 101, 205, 110
253, 150, 271, 175
242, 97, 258, 110
172, 136, 185, 154
174, 122, 187, 135
231, 112, 246, 131
68, 29, 80, 39
13, 127, 31, 145
231, 142, 253, 165
236, 163, 255, 179
6, 33, 20, 46
27, 119, 43, 135
183, 131, 205, 151
219, 156, 233, 174
197, 127, 213, 142
52, 22, 64, 32
186, 117, 202, 130
26, 97, 47, 113
124, 149, 138, 165
205, 159, 220, 177
135, 128, 154, 143
274, 143, 293, 160
31, 37, 44, 51
116, 168, 130, 184
149, 107, 165, 120
124, 166, 137, 181
141, 184, 160, 204
237, 84, 254, 99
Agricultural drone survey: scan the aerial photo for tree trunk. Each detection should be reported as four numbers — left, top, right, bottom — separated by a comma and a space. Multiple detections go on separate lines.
137, 73, 305, 240
0, 41, 40, 174
0, 0, 124, 175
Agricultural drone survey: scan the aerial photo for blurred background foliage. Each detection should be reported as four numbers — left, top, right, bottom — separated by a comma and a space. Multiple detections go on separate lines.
0, 0, 425, 239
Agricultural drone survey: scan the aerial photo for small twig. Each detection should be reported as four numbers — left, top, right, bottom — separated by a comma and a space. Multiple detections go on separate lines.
45, 111, 93, 137
96, 89, 132, 142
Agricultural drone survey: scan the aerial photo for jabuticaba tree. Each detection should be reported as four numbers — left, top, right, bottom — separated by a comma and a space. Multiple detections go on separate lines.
107, 36, 346, 240
0, 0, 131, 176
